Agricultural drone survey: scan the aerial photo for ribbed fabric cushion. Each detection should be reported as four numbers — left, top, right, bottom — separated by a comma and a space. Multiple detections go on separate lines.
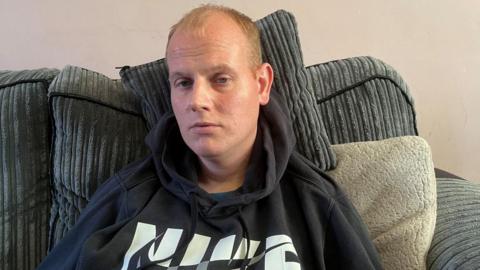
256, 10, 335, 170
307, 56, 418, 144
428, 178, 480, 269
120, 59, 169, 130
0, 68, 58, 270
48, 66, 149, 248
121, 9, 336, 171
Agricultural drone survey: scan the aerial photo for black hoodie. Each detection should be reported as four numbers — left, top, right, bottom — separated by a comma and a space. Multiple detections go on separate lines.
37, 91, 382, 270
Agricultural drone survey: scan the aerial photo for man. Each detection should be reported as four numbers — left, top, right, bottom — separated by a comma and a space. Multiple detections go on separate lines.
37, 5, 382, 270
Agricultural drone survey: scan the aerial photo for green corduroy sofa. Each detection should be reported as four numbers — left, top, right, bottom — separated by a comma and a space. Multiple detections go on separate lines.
1, 9, 479, 270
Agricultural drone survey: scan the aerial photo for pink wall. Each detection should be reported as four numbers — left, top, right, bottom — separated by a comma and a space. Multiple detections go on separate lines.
1, 0, 479, 182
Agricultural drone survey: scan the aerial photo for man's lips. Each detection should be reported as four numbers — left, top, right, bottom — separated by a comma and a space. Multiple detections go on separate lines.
189, 122, 220, 133
190, 122, 218, 128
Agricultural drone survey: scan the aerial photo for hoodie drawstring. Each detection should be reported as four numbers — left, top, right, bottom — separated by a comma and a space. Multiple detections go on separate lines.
237, 206, 251, 270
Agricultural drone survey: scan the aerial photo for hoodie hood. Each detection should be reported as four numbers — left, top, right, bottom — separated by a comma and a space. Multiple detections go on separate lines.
145, 90, 295, 216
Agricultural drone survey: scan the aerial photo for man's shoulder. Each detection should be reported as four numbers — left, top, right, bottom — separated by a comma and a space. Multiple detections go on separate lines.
283, 151, 343, 200
115, 156, 159, 190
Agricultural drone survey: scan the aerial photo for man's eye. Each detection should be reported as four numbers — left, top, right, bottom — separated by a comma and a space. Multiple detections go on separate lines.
175, 79, 192, 88
215, 76, 230, 84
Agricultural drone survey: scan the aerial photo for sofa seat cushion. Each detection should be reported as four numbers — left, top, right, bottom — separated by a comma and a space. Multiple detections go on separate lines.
327, 136, 437, 269
47, 66, 149, 248
120, 10, 336, 171
0, 68, 58, 270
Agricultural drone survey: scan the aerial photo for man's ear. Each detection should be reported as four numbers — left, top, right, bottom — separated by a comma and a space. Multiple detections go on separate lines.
256, 63, 274, 105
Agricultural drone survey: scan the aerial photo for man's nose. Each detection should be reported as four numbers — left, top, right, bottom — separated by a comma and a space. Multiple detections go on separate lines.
189, 80, 211, 112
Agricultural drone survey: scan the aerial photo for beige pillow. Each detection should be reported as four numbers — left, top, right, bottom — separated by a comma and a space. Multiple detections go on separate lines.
327, 136, 436, 270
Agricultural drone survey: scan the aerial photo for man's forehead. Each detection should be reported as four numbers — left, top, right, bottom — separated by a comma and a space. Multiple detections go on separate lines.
167, 38, 230, 58
168, 62, 237, 79
166, 32, 246, 74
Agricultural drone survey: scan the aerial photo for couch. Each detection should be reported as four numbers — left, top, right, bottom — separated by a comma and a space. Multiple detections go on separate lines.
1, 9, 479, 270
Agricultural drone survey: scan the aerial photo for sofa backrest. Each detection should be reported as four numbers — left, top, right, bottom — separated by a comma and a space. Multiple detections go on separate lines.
307, 56, 418, 144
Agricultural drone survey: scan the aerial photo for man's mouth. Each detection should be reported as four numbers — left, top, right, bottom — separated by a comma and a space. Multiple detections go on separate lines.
191, 122, 217, 128
190, 122, 220, 133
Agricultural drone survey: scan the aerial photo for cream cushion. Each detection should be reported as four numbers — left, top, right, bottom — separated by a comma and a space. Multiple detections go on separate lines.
327, 136, 437, 270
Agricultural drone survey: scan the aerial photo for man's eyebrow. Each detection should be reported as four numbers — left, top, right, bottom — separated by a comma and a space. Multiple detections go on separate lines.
169, 71, 189, 80
209, 64, 235, 74
169, 65, 236, 79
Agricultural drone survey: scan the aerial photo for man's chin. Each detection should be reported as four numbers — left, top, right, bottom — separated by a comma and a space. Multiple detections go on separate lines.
190, 145, 224, 160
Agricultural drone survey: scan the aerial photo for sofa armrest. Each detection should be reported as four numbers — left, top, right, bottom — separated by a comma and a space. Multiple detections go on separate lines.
0, 68, 59, 270
427, 177, 480, 269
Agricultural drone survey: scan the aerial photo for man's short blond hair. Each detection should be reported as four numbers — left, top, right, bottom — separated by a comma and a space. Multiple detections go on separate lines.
167, 4, 262, 67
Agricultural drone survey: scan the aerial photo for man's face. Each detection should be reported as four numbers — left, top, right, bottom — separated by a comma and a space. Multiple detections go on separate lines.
167, 15, 271, 162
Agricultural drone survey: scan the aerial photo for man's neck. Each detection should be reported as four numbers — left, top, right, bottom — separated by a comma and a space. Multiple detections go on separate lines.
197, 149, 252, 193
